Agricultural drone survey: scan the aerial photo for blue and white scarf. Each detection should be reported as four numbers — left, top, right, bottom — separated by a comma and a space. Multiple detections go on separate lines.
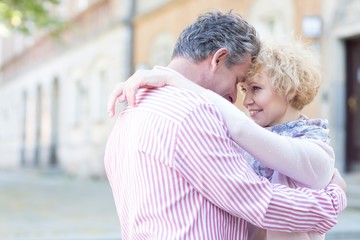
245, 115, 331, 179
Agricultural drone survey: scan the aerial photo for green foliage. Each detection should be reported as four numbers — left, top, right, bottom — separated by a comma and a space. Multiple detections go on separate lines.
0, 0, 62, 35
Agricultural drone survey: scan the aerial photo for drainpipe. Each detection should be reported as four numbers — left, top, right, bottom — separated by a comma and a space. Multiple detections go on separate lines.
125, 0, 136, 78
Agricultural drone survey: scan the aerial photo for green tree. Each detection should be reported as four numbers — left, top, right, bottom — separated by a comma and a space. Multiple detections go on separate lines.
0, 0, 61, 35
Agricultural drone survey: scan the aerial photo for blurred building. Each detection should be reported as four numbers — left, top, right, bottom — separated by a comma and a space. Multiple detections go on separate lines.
0, 0, 359, 177
0, 0, 132, 177
321, 0, 360, 173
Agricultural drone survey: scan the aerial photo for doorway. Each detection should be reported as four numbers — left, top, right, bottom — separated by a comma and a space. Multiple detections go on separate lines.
345, 37, 360, 172
34, 85, 42, 166
49, 78, 59, 167
20, 91, 27, 166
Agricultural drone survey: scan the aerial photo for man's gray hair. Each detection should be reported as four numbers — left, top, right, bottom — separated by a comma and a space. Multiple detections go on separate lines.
172, 11, 260, 67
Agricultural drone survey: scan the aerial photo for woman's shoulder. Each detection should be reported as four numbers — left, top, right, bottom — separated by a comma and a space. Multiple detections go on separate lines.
299, 115, 329, 129
269, 115, 330, 143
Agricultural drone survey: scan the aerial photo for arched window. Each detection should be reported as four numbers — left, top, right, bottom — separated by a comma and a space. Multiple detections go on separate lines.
248, 0, 295, 40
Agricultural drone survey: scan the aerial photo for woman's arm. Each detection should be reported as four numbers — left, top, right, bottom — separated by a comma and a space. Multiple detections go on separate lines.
107, 68, 207, 116
202, 89, 334, 189
109, 68, 335, 189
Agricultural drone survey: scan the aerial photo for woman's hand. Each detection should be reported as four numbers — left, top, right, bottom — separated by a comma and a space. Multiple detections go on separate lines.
107, 68, 206, 117
107, 69, 170, 117
330, 168, 347, 194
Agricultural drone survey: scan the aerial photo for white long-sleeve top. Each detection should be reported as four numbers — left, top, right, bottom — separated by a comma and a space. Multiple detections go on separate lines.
201, 90, 335, 240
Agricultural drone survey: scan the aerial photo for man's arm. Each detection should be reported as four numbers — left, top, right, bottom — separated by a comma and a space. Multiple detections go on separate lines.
174, 102, 346, 233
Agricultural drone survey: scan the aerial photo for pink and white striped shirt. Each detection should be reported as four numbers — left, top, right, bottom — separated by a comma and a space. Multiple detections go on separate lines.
104, 84, 346, 240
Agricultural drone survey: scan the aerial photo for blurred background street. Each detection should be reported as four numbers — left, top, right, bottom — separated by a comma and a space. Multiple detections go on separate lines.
0, 169, 121, 240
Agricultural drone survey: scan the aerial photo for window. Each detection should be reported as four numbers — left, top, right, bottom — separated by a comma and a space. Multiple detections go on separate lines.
94, 70, 108, 122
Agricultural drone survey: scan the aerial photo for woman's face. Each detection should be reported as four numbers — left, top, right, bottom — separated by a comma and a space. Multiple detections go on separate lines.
239, 71, 291, 127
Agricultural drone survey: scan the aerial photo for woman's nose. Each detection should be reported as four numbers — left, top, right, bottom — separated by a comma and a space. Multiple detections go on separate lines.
242, 93, 253, 107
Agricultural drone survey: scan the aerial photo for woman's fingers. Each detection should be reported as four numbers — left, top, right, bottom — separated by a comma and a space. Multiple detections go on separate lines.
125, 83, 138, 107
107, 69, 170, 117
107, 82, 125, 117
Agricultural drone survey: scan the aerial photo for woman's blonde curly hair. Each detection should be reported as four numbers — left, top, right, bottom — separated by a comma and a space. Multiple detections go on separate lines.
246, 40, 322, 110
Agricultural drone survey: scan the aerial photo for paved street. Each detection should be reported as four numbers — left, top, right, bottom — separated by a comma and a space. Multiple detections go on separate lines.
0, 169, 359, 240
0, 169, 121, 240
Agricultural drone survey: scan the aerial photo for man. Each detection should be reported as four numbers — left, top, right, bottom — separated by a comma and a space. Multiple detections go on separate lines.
104, 11, 347, 239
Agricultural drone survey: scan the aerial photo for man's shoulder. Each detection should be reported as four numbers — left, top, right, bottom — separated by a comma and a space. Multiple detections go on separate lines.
139, 86, 210, 107
135, 86, 216, 121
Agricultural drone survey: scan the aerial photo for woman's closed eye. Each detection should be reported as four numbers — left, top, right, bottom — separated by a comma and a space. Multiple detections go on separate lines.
251, 86, 261, 92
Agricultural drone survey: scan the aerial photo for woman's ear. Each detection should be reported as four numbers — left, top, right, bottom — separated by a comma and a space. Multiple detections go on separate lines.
287, 90, 297, 103
210, 48, 228, 70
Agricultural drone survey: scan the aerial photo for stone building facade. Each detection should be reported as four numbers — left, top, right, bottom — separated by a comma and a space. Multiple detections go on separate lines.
321, 0, 360, 172
0, 0, 358, 177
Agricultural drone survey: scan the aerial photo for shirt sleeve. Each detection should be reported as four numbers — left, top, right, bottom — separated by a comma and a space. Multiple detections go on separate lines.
201, 89, 335, 189
174, 102, 346, 234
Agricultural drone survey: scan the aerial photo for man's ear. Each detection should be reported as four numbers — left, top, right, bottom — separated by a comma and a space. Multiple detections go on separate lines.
210, 48, 228, 70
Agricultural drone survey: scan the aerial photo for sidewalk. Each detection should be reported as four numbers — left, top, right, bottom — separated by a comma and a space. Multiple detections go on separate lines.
0, 169, 359, 240
327, 172, 360, 240
327, 208, 360, 240
0, 169, 121, 240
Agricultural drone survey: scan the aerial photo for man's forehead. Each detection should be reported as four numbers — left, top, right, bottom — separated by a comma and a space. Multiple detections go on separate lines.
234, 57, 252, 81
238, 77, 253, 85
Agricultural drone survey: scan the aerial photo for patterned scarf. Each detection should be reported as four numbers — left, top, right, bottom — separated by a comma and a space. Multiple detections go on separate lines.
245, 115, 331, 179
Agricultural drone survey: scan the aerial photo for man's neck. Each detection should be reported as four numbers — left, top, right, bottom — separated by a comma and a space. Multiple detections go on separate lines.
167, 58, 207, 86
